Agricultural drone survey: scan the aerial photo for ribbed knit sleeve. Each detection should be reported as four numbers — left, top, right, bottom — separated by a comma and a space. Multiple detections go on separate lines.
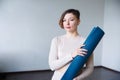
49, 37, 73, 71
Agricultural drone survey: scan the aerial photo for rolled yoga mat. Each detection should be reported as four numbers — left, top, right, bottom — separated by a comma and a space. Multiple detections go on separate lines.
61, 26, 105, 80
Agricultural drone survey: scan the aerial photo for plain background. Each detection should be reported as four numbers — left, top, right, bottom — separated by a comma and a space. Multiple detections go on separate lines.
102, 0, 120, 72
0, 0, 119, 72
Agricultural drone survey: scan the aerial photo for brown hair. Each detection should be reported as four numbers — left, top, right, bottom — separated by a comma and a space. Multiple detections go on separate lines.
59, 9, 80, 29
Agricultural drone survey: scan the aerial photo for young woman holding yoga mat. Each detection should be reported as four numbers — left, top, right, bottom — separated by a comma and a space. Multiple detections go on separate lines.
49, 9, 94, 80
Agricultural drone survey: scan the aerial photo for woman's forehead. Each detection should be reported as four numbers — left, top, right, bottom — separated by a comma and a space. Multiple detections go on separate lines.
64, 13, 76, 19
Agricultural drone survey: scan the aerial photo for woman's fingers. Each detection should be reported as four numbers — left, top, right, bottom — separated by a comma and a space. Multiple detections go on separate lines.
72, 45, 88, 58
77, 48, 88, 56
79, 44, 85, 48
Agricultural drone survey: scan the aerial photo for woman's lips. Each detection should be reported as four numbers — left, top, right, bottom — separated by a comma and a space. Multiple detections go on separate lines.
66, 27, 71, 29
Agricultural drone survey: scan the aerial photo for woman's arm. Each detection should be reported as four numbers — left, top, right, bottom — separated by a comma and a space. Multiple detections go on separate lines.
49, 37, 73, 71
74, 54, 94, 80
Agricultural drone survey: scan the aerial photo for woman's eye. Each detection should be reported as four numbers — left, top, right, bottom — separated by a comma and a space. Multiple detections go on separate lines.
70, 19, 74, 21
63, 19, 66, 22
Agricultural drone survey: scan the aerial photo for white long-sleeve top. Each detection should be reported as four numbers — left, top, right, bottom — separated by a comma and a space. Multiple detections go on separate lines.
49, 35, 94, 80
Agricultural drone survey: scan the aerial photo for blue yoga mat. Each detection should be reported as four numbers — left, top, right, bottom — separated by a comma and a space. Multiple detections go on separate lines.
61, 26, 105, 80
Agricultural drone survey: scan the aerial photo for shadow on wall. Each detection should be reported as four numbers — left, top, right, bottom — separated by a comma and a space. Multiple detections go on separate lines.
0, 61, 7, 80
0, 61, 7, 72
0, 52, 23, 72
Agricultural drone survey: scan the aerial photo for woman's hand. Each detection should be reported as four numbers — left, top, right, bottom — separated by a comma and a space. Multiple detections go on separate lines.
73, 76, 84, 80
73, 78, 78, 80
73, 77, 83, 80
72, 44, 87, 58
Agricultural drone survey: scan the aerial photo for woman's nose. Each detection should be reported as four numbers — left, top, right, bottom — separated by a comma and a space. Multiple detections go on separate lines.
66, 21, 69, 25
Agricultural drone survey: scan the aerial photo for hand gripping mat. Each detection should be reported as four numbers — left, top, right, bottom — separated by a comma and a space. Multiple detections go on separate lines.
61, 26, 105, 80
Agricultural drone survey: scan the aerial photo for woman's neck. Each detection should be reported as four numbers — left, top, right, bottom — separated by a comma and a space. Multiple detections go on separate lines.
65, 31, 79, 38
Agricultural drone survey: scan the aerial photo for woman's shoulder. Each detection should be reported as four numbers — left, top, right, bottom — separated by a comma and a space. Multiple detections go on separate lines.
52, 35, 65, 40
51, 35, 65, 43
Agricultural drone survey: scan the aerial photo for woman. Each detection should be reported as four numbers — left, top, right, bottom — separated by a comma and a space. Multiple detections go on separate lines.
49, 9, 94, 80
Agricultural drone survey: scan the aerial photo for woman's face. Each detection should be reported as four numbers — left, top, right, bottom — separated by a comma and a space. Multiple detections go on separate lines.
63, 13, 80, 33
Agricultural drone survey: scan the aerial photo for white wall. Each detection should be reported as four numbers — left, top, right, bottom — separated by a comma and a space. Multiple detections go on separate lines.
0, 0, 104, 72
102, 0, 120, 71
